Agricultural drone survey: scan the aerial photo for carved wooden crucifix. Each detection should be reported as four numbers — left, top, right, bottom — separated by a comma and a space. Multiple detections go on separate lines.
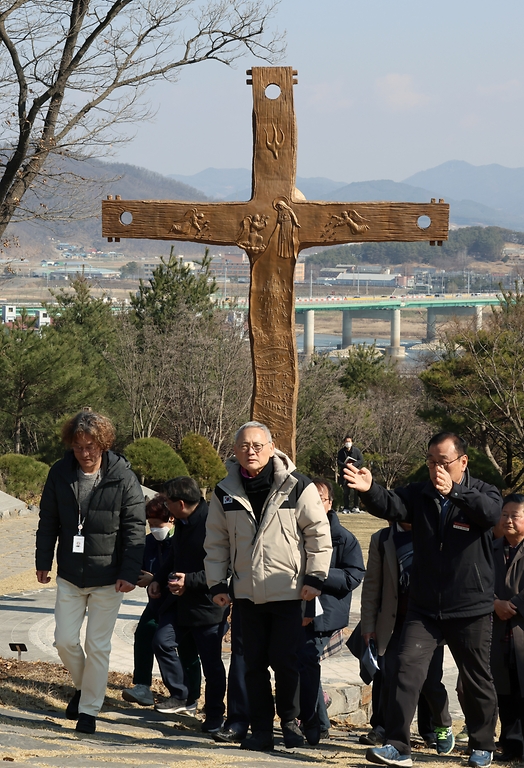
102, 67, 449, 459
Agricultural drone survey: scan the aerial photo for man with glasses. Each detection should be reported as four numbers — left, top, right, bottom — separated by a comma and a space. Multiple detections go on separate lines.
344, 432, 502, 768
204, 421, 332, 752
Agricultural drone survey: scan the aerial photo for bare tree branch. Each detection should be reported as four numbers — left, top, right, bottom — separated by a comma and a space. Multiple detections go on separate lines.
0, 0, 285, 233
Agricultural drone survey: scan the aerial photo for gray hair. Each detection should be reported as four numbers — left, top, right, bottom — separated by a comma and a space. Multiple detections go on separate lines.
235, 421, 273, 444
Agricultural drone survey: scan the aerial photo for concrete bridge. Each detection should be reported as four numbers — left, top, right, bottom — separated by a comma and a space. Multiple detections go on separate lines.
294, 295, 496, 359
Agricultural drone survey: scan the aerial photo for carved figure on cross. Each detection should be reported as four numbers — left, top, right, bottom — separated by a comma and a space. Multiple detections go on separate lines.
102, 66, 449, 459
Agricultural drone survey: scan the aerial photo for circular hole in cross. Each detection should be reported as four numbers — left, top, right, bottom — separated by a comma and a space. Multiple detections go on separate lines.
265, 83, 281, 100
417, 215, 431, 230
120, 211, 133, 225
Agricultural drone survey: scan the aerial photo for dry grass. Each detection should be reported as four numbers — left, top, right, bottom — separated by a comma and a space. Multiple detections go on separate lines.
0, 657, 168, 713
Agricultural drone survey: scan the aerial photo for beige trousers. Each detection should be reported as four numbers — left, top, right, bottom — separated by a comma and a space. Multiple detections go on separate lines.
54, 576, 124, 716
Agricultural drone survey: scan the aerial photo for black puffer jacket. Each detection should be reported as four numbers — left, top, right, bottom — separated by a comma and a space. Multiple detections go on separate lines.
311, 510, 365, 633
36, 450, 146, 588
360, 469, 502, 619
154, 498, 226, 627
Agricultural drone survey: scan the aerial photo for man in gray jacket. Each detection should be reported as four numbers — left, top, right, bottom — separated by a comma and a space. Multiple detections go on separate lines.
205, 421, 332, 752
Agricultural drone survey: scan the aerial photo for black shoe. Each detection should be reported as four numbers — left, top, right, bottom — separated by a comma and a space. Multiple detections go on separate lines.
360, 727, 385, 746
201, 718, 224, 734
320, 729, 330, 740
66, 690, 81, 720
282, 719, 305, 748
75, 713, 96, 734
213, 727, 245, 744
303, 714, 321, 746
240, 731, 274, 751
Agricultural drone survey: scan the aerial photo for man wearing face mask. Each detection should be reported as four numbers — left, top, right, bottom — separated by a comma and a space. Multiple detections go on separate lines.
337, 435, 364, 513
148, 477, 227, 733
122, 494, 201, 709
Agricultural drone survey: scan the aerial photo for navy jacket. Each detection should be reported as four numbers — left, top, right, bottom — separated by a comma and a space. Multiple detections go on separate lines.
312, 510, 365, 633
361, 469, 502, 619
153, 498, 226, 627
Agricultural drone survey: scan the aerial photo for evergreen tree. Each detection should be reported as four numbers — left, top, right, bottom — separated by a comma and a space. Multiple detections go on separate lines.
125, 437, 188, 486
130, 247, 217, 329
179, 432, 227, 492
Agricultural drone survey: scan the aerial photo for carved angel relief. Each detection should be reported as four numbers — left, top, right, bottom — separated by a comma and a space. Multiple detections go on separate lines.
236, 213, 269, 254
169, 208, 210, 238
321, 209, 370, 240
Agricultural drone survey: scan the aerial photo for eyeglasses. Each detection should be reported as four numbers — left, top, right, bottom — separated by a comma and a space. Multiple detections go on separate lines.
72, 443, 99, 455
425, 455, 465, 470
319, 497, 331, 503
237, 442, 269, 453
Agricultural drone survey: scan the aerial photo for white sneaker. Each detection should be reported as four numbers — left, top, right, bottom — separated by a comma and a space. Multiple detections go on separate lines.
122, 684, 154, 706
177, 701, 198, 716
342, 508, 350, 514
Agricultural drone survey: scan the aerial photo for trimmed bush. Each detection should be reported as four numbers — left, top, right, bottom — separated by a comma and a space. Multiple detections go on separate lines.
179, 433, 227, 492
0, 454, 50, 503
125, 437, 188, 486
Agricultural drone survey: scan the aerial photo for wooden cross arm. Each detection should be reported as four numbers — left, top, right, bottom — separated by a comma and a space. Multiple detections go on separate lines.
102, 198, 255, 245
294, 200, 450, 249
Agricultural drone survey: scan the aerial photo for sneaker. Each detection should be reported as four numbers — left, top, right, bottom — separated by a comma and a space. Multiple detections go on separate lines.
435, 726, 455, 755
241, 731, 274, 751
213, 727, 245, 744
366, 745, 413, 767
360, 727, 386, 746
282, 719, 305, 748
66, 689, 81, 720
456, 727, 469, 744
352, 507, 361, 513
75, 713, 96, 734
320, 729, 330, 740
154, 696, 187, 714
468, 751, 493, 767
122, 684, 154, 706
177, 702, 198, 716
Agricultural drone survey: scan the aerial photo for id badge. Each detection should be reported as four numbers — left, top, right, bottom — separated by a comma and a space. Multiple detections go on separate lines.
72, 535, 85, 553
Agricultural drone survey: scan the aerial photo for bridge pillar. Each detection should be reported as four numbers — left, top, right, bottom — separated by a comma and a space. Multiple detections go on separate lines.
303, 309, 315, 357
475, 305, 483, 331
342, 310, 352, 348
427, 307, 437, 342
387, 308, 405, 358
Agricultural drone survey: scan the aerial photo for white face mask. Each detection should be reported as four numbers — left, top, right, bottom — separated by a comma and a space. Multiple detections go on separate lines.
150, 527, 170, 541
345, 441, 352, 449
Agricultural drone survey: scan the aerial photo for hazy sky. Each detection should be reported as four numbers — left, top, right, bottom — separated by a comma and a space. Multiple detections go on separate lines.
113, 0, 524, 184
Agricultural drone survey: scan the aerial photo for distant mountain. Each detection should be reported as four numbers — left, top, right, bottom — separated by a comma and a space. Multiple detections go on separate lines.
169, 165, 524, 231
323, 179, 524, 231
404, 160, 524, 217
169, 167, 348, 201
6, 158, 210, 258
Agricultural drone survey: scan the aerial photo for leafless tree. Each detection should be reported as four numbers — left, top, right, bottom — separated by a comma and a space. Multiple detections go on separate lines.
104, 314, 177, 440
0, 0, 284, 234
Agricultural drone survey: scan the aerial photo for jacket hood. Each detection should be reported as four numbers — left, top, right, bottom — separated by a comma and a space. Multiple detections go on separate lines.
62, 448, 133, 481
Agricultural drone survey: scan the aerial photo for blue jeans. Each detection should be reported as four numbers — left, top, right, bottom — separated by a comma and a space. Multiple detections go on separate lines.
153, 613, 226, 722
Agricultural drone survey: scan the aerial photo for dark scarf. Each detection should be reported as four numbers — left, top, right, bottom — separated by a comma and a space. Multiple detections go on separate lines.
241, 459, 274, 525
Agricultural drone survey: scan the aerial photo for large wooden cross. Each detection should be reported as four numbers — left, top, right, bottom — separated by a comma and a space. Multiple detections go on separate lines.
102, 67, 449, 459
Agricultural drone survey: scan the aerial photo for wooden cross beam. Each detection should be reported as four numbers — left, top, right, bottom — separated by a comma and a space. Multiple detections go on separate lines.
102, 66, 449, 459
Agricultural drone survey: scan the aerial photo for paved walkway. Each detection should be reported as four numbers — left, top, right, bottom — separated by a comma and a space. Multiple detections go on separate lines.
0, 512, 462, 722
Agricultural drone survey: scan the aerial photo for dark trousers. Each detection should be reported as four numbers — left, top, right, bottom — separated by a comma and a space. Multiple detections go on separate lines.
133, 603, 201, 704
236, 598, 302, 732
386, 611, 497, 756
224, 605, 250, 737
380, 626, 449, 738
497, 644, 524, 757
153, 612, 226, 722
298, 626, 331, 730
342, 482, 358, 510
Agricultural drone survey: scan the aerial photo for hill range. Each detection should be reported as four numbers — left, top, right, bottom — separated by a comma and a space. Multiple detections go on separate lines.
6, 158, 524, 259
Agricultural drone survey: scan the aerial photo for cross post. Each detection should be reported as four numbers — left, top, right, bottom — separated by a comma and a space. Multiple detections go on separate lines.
102, 66, 449, 459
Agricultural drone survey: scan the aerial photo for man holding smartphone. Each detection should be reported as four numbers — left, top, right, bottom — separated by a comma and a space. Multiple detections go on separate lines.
337, 435, 364, 513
